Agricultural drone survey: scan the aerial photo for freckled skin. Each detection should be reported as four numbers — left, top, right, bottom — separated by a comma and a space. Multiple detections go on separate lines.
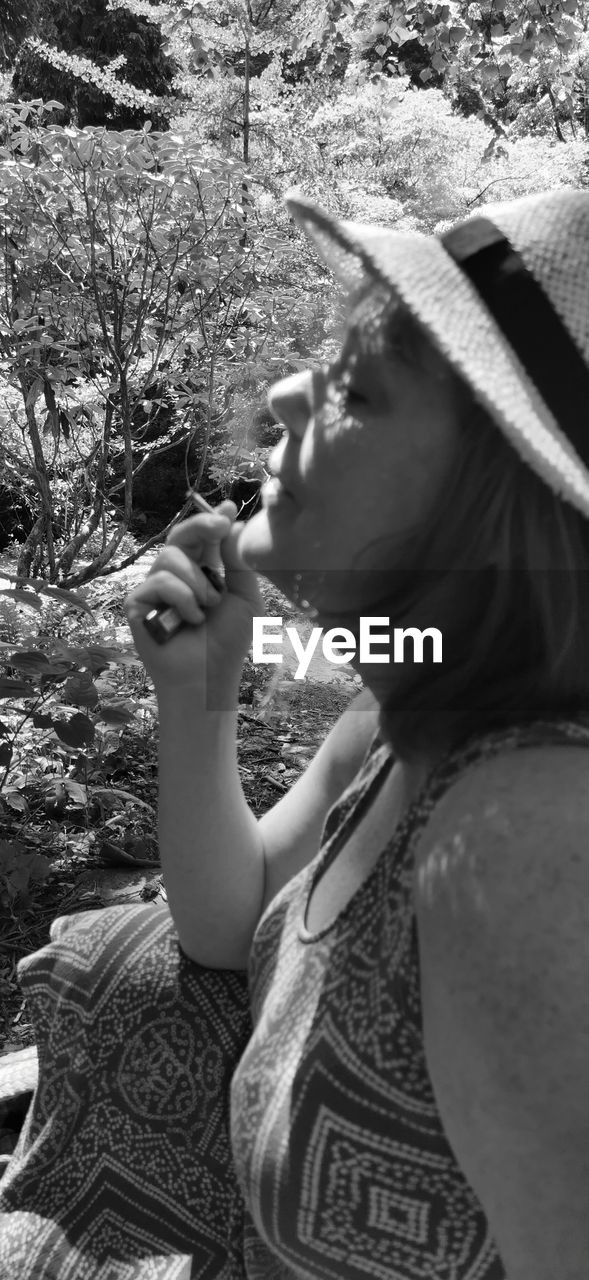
237, 292, 462, 621
414, 746, 589, 1280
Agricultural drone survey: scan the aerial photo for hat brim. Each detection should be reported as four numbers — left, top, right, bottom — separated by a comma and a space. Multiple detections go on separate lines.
285, 190, 589, 521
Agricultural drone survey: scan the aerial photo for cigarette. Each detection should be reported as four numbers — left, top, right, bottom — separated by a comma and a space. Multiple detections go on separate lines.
187, 490, 216, 515
142, 491, 226, 645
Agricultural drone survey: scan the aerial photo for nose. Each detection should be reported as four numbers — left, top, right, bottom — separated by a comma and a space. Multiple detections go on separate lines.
267, 370, 315, 437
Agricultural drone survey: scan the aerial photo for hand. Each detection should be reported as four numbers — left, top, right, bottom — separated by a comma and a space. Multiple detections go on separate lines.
124, 500, 264, 707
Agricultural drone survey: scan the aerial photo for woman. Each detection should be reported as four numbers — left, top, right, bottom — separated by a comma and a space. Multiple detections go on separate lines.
2, 187, 589, 1279
127, 185, 589, 1278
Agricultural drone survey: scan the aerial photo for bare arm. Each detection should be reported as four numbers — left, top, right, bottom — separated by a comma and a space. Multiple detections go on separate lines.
158, 686, 379, 969
125, 506, 380, 969
259, 685, 379, 914
414, 745, 589, 1280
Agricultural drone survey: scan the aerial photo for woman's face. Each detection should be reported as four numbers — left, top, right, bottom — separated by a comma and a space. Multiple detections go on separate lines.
237, 290, 463, 621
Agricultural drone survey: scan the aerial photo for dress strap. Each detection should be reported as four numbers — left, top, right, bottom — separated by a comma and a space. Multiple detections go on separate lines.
412, 713, 589, 840
317, 724, 392, 853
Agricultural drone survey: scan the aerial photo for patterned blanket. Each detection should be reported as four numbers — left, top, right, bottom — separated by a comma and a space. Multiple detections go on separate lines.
0, 903, 257, 1279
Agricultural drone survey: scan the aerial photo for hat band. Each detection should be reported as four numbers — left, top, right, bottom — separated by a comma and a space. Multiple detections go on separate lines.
441, 216, 589, 467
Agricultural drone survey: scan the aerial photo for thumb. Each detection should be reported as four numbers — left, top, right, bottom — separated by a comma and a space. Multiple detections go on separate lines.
215, 498, 239, 521
220, 519, 264, 611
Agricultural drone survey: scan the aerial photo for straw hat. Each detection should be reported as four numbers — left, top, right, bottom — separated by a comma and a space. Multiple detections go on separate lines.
285, 187, 589, 521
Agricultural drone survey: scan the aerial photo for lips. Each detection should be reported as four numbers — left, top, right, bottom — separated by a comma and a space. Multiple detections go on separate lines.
261, 475, 298, 508
267, 466, 297, 492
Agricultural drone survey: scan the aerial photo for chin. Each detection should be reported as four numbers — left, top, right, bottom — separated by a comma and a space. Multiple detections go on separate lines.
236, 513, 278, 566
236, 516, 303, 576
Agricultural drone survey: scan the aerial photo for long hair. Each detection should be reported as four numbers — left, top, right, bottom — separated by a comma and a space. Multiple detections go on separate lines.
356, 295, 589, 759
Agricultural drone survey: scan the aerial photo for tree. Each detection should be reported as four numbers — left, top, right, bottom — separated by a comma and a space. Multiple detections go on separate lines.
1, 0, 587, 591
0, 100, 271, 585
0, 2, 38, 73
336, 1, 589, 140
12, 1, 589, 143
12, 0, 178, 128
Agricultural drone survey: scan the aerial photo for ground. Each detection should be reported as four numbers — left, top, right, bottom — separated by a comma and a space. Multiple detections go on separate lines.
0, 560, 359, 1059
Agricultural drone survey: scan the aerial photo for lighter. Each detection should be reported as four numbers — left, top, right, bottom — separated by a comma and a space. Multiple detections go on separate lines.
143, 491, 227, 645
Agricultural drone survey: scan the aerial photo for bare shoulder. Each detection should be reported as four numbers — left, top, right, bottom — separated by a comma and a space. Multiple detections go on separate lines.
419, 736, 589, 863
413, 742, 589, 1277
414, 740, 589, 991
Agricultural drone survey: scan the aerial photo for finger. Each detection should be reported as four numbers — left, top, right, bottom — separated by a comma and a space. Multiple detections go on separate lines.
166, 511, 233, 555
125, 570, 206, 626
200, 564, 226, 595
217, 522, 265, 608
146, 546, 224, 605
166, 514, 232, 576
215, 499, 238, 520
220, 521, 257, 574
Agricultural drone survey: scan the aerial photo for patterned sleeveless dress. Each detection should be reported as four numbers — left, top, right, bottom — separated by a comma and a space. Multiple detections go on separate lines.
1, 715, 588, 1277
231, 714, 589, 1280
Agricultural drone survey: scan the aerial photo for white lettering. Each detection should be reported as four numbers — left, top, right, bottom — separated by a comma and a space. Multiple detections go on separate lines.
286, 626, 322, 679
322, 628, 356, 664
359, 617, 390, 663
393, 627, 443, 663
252, 616, 283, 664
250, 618, 444, 676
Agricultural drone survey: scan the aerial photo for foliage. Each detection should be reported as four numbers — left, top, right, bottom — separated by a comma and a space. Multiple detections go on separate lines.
17, 40, 171, 126
303, 82, 488, 226
0, 569, 150, 906
0, 7, 588, 588
0, 563, 335, 913
301, 79, 589, 229
0, 99, 284, 585
12, 0, 178, 129
10, 2, 589, 151
331, 1, 589, 139
0, 2, 36, 73
0, 0, 588, 929
0, 3, 57, 75
142, 0, 589, 146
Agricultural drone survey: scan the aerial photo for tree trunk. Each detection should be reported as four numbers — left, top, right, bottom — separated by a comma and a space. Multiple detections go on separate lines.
16, 389, 56, 581
546, 85, 566, 143
240, 37, 250, 248
196, 351, 216, 489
